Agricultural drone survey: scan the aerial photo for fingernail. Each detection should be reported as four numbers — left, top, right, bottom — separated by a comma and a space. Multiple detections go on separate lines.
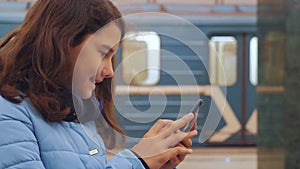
185, 113, 194, 119
190, 130, 198, 135
188, 149, 193, 154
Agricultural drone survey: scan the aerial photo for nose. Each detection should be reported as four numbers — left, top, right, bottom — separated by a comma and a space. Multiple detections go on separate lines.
99, 59, 114, 79
102, 66, 114, 78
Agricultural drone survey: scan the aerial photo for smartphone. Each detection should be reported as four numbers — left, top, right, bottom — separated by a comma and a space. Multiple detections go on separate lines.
181, 99, 204, 132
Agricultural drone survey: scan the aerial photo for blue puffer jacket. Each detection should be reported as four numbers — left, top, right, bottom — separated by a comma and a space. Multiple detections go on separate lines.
0, 96, 145, 169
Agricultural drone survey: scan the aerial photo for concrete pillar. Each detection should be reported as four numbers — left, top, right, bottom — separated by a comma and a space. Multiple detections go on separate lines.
258, 0, 300, 169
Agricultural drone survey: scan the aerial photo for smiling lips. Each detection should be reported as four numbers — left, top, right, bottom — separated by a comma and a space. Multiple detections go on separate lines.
89, 76, 103, 86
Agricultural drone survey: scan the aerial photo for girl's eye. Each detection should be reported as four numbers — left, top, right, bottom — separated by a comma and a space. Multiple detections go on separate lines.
100, 50, 107, 56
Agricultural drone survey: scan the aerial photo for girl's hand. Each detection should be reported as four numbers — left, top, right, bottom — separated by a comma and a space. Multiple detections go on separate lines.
160, 114, 198, 169
131, 113, 196, 169
159, 130, 198, 169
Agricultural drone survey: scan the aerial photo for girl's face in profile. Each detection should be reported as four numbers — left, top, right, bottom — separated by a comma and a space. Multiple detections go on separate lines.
71, 23, 121, 99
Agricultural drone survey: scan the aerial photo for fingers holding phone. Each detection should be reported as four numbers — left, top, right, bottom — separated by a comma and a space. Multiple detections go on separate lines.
178, 99, 203, 150
181, 99, 203, 132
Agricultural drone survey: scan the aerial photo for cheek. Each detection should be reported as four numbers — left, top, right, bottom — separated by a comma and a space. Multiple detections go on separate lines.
78, 52, 103, 75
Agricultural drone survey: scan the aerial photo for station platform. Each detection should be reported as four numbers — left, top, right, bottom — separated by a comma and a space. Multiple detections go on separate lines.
178, 147, 284, 169
107, 147, 284, 169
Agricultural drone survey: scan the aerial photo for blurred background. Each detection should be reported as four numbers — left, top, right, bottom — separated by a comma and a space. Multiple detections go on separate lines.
0, 0, 299, 169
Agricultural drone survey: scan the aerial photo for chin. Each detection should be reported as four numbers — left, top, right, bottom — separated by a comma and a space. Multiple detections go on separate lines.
79, 91, 93, 99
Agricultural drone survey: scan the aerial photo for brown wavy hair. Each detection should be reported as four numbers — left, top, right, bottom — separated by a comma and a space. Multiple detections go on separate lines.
0, 0, 125, 148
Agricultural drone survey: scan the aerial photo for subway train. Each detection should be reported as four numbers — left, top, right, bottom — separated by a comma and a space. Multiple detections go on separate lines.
0, 2, 285, 147
114, 5, 258, 147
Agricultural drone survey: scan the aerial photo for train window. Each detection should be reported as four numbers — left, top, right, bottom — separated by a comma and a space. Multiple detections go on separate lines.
121, 31, 161, 85
263, 31, 285, 85
250, 37, 258, 86
209, 36, 237, 86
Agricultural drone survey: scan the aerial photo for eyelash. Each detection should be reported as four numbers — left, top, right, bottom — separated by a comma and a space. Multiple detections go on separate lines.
100, 50, 107, 57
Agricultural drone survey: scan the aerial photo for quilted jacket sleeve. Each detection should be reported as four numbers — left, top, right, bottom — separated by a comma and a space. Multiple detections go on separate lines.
107, 149, 179, 169
108, 149, 146, 169
0, 102, 45, 169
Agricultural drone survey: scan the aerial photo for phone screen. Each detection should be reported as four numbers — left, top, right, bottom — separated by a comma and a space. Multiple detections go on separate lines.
181, 99, 204, 132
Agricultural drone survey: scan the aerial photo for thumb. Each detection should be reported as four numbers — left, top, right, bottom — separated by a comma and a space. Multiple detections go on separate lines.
162, 147, 193, 162
143, 147, 193, 169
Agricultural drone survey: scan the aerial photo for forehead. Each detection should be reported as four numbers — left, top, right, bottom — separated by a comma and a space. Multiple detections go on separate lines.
89, 23, 122, 48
